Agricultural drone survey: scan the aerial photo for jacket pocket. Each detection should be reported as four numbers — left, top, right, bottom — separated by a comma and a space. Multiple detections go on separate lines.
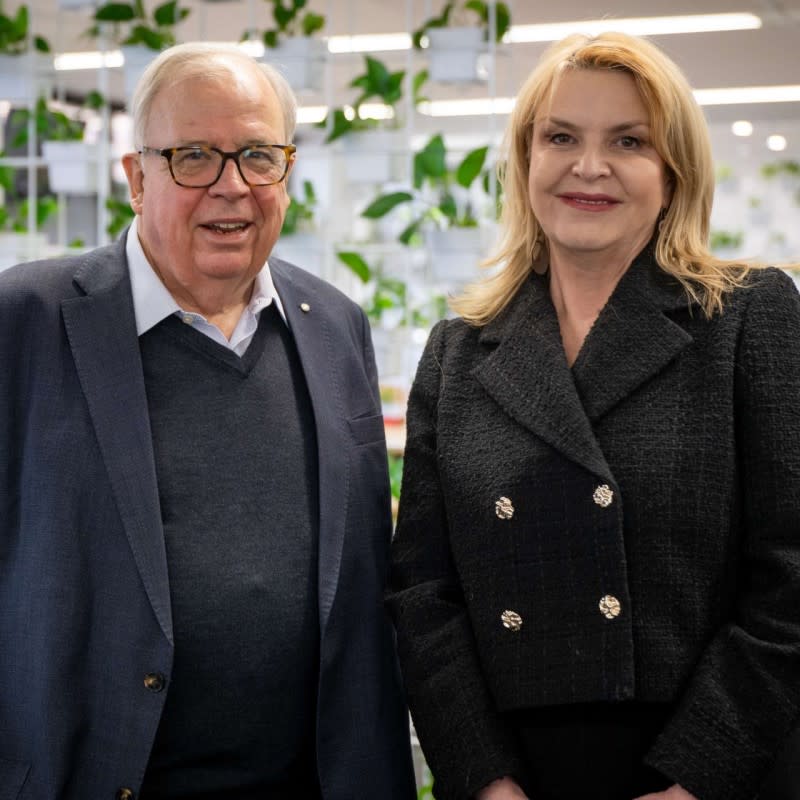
347, 413, 386, 446
0, 757, 30, 800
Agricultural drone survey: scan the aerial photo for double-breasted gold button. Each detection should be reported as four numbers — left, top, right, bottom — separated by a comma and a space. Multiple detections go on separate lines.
501, 609, 523, 631
599, 595, 622, 619
592, 484, 614, 508
495, 496, 514, 519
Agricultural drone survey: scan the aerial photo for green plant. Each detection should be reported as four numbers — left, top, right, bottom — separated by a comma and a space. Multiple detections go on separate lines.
259, 0, 324, 48
361, 133, 489, 243
320, 56, 427, 143
714, 163, 735, 183
760, 160, 800, 180
9, 96, 84, 147
105, 196, 136, 238
0, 193, 58, 233
336, 250, 447, 327
412, 0, 511, 48
709, 229, 743, 252
387, 453, 403, 500
0, 3, 49, 54
87, 0, 190, 50
281, 179, 316, 235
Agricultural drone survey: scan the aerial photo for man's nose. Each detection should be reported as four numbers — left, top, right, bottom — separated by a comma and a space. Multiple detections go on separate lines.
210, 156, 250, 194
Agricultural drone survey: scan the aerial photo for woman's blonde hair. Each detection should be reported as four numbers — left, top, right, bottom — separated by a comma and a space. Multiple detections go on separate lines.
451, 31, 756, 325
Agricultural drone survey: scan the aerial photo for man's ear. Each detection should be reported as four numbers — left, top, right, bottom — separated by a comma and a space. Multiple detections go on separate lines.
122, 152, 145, 214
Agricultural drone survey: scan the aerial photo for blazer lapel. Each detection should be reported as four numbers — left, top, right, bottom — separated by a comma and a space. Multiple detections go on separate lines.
571, 249, 693, 422
270, 260, 347, 637
472, 274, 613, 481
61, 240, 173, 644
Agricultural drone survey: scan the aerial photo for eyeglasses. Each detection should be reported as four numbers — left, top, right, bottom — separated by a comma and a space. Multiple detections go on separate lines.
139, 144, 296, 188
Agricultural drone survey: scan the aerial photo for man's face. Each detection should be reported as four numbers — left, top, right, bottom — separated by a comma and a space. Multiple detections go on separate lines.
123, 63, 292, 309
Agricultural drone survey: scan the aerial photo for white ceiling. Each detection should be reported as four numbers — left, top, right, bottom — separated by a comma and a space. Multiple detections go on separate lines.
24, 0, 800, 121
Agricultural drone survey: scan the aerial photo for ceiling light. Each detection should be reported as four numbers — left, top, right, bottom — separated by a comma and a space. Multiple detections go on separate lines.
508, 13, 761, 43
694, 85, 800, 105
327, 33, 411, 54
417, 97, 516, 117
731, 120, 753, 137
54, 50, 123, 70
767, 135, 788, 152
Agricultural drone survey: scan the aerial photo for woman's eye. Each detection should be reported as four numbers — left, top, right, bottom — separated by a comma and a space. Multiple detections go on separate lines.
617, 135, 640, 149
549, 133, 572, 144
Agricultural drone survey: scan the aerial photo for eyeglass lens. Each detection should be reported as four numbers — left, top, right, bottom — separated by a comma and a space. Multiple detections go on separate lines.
171, 146, 288, 186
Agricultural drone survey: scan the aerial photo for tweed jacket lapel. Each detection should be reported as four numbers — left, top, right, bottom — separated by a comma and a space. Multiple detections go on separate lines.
571, 246, 693, 422
472, 247, 693, 480
472, 271, 613, 482
61, 235, 173, 644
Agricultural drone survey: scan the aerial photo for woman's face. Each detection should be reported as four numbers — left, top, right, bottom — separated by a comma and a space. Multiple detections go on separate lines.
528, 68, 672, 270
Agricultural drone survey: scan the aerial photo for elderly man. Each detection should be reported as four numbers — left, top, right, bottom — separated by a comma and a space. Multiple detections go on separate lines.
0, 43, 415, 799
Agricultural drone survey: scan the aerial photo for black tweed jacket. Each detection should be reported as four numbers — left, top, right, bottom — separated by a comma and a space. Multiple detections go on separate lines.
387, 248, 800, 800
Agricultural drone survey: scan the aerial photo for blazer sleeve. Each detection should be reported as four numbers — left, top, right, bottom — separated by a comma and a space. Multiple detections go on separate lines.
386, 321, 527, 800
645, 269, 800, 800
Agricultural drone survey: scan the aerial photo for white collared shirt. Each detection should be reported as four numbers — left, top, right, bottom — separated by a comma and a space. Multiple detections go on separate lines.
126, 217, 286, 356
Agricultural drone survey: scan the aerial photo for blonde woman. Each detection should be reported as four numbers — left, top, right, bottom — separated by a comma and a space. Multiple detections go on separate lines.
388, 32, 800, 800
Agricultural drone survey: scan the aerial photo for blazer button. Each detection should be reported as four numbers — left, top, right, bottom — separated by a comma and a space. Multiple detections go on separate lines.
116, 789, 135, 800
592, 484, 614, 507
599, 595, 622, 619
501, 609, 523, 631
143, 672, 166, 692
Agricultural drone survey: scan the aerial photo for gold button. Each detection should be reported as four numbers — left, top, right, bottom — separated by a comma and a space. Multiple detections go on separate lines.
593, 484, 614, 507
495, 496, 514, 520
599, 595, 621, 619
143, 672, 166, 692
116, 789, 135, 800
300, 302, 311, 312
501, 609, 523, 631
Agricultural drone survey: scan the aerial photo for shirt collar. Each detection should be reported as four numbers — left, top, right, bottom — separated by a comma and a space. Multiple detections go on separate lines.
126, 216, 285, 337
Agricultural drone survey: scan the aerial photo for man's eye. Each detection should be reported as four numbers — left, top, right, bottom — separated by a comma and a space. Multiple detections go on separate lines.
244, 149, 277, 163
180, 149, 212, 162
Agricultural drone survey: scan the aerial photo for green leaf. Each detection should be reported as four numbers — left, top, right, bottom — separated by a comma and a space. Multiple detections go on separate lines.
34, 35, 50, 53
274, 2, 294, 31
412, 68, 428, 104
84, 90, 106, 110
130, 24, 164, 50
336, 251, 372, 282
362, 191, 413, 219
322, 108, 353, 143
494, 2, 511, 41
398, 217, 424, 246
94, 3, 136, 22
302, 12, 324, 36
438, 193, 458, 222
365, 56, 390, 92
263, 29, 278, 48
153, 0, 180, 26
456, 146, 488, 188
417, 134, 447, 181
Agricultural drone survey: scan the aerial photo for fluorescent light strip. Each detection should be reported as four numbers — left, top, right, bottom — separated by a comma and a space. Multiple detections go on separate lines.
54, 50, 124, 70
694, 85, 800, 105
508, 13, 761, 43
327, 33, 411, 53
341, 84, 800, 120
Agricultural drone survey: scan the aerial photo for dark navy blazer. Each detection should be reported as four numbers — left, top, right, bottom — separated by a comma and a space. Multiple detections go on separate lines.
0, 233, 415, 799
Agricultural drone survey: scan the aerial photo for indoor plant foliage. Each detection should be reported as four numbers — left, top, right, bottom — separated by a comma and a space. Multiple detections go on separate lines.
259, 0, 324, 49
0, 3, 49, 53
281, 179, 317, 236
321, 56, 427, 142
361, 133, 489, 244
412, 0, 511, 48
87, 0, 190, 50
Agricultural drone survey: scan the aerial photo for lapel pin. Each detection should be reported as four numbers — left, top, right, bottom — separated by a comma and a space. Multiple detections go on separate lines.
299, 302, 311, 313
495, 496, 514, 520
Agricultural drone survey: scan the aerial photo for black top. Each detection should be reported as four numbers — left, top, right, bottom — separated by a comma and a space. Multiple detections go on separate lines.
138, 306, 321, 798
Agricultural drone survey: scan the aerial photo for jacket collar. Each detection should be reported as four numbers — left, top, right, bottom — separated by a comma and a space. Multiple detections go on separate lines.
472, 246, 693, 479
